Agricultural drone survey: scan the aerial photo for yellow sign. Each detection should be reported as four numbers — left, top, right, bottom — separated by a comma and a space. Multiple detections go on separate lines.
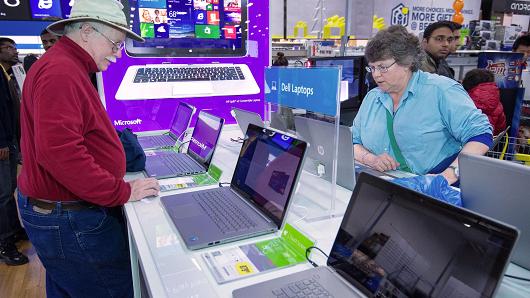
235, 262, 254, 275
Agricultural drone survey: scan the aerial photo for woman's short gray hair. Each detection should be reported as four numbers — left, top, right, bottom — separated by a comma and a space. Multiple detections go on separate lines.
365, 25, 424, 72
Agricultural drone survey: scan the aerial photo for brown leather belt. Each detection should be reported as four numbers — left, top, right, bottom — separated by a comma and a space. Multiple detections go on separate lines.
28, 197, 95, 211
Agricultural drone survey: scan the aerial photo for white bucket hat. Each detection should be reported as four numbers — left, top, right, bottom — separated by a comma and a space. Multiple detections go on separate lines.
47, 0, 144, 42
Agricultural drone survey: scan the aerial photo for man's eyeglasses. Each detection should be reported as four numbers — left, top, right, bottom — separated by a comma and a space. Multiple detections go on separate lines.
365, 61, 397, 73
91, 26, 124, 53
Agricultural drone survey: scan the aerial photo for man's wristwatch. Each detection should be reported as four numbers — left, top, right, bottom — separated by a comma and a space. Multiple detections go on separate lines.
448, 165, 459, 179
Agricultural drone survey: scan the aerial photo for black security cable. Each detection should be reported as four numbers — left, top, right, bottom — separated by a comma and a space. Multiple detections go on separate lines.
505, 274, 530, 282
177, 140, 190, 152
305, 246, 329, 268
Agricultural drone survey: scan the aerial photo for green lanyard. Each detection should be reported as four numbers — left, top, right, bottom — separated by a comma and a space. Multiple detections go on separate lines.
385, 109, 412, 173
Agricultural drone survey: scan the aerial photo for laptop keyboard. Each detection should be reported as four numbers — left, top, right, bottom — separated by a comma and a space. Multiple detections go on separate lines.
272, 278, 333, 298
133, 66, 246, 83
149, 135, 174, 147
162, 154, 204, 174
194, 190, 257, 234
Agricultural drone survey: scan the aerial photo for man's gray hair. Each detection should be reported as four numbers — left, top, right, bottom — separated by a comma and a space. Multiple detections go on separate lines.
365, 25, 424, 72
63, 21, 111, 36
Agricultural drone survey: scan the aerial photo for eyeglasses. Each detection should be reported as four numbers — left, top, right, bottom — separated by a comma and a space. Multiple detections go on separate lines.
365, 61, 397, 73
91, 26, 124, 53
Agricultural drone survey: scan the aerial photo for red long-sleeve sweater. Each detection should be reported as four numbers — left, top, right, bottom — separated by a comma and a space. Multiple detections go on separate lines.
18, 36, 131, 207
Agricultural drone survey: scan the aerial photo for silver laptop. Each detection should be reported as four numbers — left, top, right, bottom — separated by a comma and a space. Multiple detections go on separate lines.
231, 107, 265, 134
294, 116, 355, 190
234, 172, 519, 298
160, 124, 308, 250
137, 102, 195, 150
459, 153, 530, 270
115, 64, 260, 100
144, 110, 224, 179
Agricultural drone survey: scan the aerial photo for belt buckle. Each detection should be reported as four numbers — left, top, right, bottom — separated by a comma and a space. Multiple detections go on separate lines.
33, 205, 53, 215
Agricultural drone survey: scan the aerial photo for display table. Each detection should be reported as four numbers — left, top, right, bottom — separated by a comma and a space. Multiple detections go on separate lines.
124, 125, 530, 298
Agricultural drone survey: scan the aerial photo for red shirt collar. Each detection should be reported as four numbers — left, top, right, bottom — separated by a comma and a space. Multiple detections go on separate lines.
55, 36, 99, 74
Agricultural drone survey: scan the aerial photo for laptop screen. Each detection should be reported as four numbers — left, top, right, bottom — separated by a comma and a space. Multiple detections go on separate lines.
187, 111, 224, 165
124, 0, 247, 57
327, 173, 517, 298
169, 103, 194, 140
231, 124, 307, 228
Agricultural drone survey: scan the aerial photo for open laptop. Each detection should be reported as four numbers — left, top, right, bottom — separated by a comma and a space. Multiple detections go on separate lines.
116, 1, 259, 100
231, 107, 265, 135
144, 110, 224, 179
234, 172, 519, 298
459, 153, 530, 270
137, 102, 195, 150
160, 124, 308, 250
294, 116, 355, 190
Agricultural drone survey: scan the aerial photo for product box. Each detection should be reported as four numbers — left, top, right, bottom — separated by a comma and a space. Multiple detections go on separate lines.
495, 25, 523, 45
479, 30, 494, 40
479, 20, 495, 31
483, 40, 501, 51
477, 52, 525, 88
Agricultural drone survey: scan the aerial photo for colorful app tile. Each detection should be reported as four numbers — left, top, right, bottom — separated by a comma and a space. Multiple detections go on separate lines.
195, 10, 207, 25
140, 23, 155, 38
224, 11, 241, 24
224, 0, 241, 12
223, 25, 236, 39
168, 20, 194, 38
195, 24, 220, 38
138, 0, 167, 9
207, 11, 219, 25
206, 4, 213, 10
29, 0, 62, 19
154, 24, 169, 38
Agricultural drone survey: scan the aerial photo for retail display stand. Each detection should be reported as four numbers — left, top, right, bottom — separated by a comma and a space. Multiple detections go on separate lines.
264, 66, 345, 222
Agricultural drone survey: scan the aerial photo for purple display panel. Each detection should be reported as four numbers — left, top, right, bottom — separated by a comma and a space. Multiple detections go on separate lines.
188, 113, 223, 160
60, 0, 73, 18
101, 0, 269, 132
169, 103, 194, 138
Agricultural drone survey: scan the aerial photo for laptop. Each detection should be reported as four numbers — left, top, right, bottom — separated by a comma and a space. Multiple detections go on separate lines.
137, 102, 195, 150
160, 124, 308, 250
144, 110, 224, 179
231, 107, 265, 134
234, 172, 519, 298
294, 116, 355, 190
459, 153, 530, 270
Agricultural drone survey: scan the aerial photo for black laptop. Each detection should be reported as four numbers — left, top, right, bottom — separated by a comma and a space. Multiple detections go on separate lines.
233, 172, 519, 298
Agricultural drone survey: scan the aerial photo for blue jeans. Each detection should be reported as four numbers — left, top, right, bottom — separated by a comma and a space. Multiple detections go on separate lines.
0, 142, 22, 242
17, 192, 133, 298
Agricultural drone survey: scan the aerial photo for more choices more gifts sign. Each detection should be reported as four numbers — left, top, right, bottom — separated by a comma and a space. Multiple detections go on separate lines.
373, 0, 480, 35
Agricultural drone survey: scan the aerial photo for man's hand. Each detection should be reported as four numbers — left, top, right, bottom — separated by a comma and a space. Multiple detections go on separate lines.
128, 178, 160, 202
365, 153, 400, 172
0, 147, 9, 160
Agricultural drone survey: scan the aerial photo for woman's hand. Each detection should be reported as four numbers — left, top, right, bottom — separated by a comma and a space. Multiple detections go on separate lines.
365, 153, 400, 172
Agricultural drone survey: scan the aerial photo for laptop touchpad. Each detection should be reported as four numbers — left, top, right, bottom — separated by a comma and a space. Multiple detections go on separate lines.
172, 82, 214, 95
171, 204, 204, 219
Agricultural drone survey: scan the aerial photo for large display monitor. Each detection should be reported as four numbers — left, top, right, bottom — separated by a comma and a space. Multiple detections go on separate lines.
124, 0, 247, 57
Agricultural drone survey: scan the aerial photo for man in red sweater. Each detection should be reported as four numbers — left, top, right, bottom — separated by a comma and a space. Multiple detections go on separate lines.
17, 0, 159, 297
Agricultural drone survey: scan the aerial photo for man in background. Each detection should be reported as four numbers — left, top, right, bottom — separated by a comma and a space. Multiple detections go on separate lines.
513, 35, 530, 59
0, 37, 27, 266
420, 21, 455, 79
24, 29, 60, 72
